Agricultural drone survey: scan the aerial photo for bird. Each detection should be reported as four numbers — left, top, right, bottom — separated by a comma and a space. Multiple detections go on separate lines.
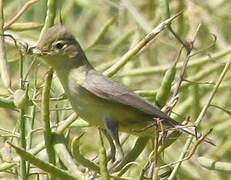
34, 24, 213, 160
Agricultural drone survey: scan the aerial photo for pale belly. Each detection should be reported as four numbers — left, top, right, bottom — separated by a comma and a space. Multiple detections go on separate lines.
66, 83, 155, 136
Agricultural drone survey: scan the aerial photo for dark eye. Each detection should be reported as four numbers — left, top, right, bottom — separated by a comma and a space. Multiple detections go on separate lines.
54, 42, 65, 49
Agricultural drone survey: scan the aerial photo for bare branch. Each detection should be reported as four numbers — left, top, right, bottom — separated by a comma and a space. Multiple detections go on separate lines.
4, 0, 40, 30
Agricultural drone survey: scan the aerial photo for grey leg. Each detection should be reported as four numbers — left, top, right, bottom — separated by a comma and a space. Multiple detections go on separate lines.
103, 118, 124, 161
102, 129, 116, 162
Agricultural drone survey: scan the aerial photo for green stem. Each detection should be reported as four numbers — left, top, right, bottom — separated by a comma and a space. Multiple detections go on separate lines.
118, 47, 231, 77
113, 136, 149, 173
53, 134, 83, 179
87, 17, 116, 49
0, 162, 17, 172
156, 52, 178, 107
98, 129, 109, 180
72, 136, 100, 173
18, 19, 27, 179
41, 70, 56, 179
26, 104, 36, 174
39, 0, 57, 41
19, 109, 27, 180
198, 157, 231, 173
9, 143, 78, 180
0, 113, 78, 171
0, 97, 15, 109
56, 113, 78, 134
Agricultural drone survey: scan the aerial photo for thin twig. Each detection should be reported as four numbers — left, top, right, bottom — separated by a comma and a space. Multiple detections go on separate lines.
172, 24, 201, 98
189, 33, 217, 58
160, 129, 213, 169
4, 0, 40, 30
0, 0, 11, 89
210, 104, 231, 116
103, 12, 182, 77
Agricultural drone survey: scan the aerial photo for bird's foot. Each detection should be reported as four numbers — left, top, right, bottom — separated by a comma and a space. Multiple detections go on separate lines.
108, 143, 124, 172
108, 156, 123, 172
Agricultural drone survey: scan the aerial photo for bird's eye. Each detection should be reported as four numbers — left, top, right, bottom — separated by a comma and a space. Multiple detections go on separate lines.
54, 41, 65, 49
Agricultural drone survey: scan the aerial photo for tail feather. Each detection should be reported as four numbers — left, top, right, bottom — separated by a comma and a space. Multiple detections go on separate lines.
156, 112, 215, 146
175, 125, 215, 146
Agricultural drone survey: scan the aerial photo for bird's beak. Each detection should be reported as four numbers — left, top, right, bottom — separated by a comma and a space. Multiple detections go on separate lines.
27, 45, 50, 56
30, 46, 43, 56
19, 42, 43, 56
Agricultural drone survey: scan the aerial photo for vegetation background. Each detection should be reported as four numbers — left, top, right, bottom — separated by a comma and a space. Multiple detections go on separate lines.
0, 0, 230, 179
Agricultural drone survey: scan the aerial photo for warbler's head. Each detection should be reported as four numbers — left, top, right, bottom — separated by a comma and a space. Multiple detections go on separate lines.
35, 24, 85, 67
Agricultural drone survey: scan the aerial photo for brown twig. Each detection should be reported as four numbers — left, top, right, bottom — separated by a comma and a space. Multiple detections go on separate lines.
183, 79, 215, 85
3, 0, 40, 30
172, 24, 201, 98
3, 33, 24, 91
169, 26, 190, 52
3, 34, 23, 58
210, 104, 231, 116
159, 129, 213, 170
189, 33, 217, 58
4, 30, 36, 48
132, 121, 156, 133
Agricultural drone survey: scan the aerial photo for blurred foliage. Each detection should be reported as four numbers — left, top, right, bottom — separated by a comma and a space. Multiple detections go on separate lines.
0, 0, 230, 180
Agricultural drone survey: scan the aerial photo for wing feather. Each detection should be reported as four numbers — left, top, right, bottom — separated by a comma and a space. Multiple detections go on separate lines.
82, 70, 172, 121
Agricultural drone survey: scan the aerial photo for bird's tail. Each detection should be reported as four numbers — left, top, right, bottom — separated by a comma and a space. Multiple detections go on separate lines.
174, 125, 215, 146
155, 111, 215, 145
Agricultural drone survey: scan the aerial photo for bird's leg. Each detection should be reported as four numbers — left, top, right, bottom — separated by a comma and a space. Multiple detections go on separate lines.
101, 129, 116, 162
103, 118, 124, 166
